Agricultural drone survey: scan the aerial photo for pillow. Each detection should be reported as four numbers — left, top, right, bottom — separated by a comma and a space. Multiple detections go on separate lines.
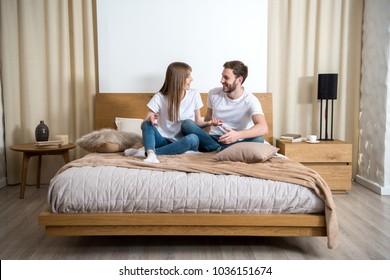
115, 117, 143, 136
212, 142, 279, 163
76, 129, 142, 153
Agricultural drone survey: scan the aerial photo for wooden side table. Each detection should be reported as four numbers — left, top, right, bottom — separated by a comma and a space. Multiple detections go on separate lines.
9, 143, 76, 199
276, 139, 352, 193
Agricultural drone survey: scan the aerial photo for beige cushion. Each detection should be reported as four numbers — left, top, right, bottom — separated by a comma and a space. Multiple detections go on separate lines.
212, 142, 279, 163
115, 117, 143, 136
76, 129, 142, 153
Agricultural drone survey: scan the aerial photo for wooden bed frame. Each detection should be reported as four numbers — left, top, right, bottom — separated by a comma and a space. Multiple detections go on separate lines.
39, 93, 327, 238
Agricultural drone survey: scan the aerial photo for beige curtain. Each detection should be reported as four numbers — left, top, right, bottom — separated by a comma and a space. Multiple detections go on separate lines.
268, 0, 363, 177
1, 0, 97, 185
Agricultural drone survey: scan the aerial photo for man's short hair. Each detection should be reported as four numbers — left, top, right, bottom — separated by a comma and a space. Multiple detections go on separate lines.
223, 60, 248, 84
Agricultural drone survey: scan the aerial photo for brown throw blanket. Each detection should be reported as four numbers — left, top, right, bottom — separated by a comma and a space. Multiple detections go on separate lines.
56, 152, 339, 249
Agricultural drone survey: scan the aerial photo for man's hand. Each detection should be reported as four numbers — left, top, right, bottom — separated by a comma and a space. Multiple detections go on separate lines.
218, 127, 240, 144
203, 117, 223, 127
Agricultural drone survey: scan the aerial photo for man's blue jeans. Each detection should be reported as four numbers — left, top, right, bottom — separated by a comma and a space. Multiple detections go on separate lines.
142, 121, 199, 155
181, 119, 264, 152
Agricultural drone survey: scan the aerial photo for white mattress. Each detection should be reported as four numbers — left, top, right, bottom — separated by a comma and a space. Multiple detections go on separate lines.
48, 166, 325, 214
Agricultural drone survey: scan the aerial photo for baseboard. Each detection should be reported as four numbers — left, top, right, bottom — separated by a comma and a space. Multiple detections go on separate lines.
355, 175, 390, 195
0, 177, 6, 189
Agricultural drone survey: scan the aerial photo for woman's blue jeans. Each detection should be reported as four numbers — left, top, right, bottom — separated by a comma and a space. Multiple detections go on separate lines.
181, 119, 264, 152
141, 121, 199, 155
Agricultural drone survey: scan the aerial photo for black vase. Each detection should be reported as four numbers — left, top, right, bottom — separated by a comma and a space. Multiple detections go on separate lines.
35, 120, 49, 141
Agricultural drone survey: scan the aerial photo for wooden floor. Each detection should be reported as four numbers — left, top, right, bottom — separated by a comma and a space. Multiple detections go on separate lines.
0, 181, 389, 260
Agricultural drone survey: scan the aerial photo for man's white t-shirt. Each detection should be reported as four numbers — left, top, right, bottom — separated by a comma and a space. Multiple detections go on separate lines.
207, 87, 264, 135
147, 89, 203, 141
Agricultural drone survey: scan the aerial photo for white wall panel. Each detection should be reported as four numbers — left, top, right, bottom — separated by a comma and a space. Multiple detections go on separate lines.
96, 0, 267, 93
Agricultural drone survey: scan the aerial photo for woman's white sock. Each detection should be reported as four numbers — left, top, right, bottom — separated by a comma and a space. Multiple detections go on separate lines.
143, 153, 160, 163
124, 147, 145, 157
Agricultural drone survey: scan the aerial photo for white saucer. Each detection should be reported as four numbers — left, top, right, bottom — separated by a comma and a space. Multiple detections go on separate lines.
306, 140, 320, 144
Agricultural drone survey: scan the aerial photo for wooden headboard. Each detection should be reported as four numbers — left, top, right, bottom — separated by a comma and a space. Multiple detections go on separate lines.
95, 93, 273, 143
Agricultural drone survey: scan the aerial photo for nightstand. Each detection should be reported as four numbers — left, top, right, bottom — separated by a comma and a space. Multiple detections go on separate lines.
9, 143, 76, 199
276, 139, 352, 193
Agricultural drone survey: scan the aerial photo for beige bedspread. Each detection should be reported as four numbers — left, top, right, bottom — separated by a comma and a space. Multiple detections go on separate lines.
56, 152, 339, 249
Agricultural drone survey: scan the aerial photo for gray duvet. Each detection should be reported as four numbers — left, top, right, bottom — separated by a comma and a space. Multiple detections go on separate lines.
49, 165, 324, 214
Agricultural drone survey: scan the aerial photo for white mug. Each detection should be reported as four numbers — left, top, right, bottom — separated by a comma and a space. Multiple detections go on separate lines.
308, 135, 317, 142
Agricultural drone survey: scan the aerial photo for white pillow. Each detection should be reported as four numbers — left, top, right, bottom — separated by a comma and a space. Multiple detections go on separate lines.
115, 117, 143, 136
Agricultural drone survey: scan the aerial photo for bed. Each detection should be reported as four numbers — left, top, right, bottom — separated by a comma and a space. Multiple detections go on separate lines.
39, 93, 339, 249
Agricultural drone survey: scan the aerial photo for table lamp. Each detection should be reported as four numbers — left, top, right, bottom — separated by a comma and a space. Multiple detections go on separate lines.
318, 73, 338, 141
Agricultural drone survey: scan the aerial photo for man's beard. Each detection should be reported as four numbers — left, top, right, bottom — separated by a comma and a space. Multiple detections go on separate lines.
222, 79, 238, 93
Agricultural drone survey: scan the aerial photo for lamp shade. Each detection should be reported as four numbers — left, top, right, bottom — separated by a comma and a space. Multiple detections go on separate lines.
318, 73, 338, 100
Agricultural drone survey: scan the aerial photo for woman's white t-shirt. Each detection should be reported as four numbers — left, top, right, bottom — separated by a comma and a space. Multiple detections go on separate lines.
147, 89, 203, 141
207, 87, 264, 135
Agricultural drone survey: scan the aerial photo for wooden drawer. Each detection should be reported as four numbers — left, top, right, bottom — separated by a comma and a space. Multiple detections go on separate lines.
277, 140, 352, 163
304, 163, 352, 192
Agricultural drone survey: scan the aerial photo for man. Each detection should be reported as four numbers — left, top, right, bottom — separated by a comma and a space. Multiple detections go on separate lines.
181, 60, 268, 152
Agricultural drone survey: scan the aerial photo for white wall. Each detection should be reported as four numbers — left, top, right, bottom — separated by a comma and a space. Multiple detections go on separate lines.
356, 0, 390, 195
96, 0, 268, 93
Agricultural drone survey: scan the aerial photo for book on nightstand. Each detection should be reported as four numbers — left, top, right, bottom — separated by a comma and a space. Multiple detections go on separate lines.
279, 133, 302, 143
34, 140, 64, 146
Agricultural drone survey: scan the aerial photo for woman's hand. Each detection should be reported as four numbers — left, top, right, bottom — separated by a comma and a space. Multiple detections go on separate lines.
150, 113, 159, 126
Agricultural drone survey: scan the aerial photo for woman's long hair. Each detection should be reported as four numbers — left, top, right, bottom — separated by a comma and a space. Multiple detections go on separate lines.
159, 62, 192, 122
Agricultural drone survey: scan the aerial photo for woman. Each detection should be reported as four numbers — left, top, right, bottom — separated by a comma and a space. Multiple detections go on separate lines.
125, 62, 209, 163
